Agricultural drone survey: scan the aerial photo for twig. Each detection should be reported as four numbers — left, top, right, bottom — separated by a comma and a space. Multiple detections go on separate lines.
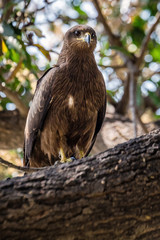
24, 0, 31, 9
93, 0, 121, 46
98, 64, 127, 70
0, 157, 47, 173
116, 74, 130, 114
141, 70, 160, 81
0, 84, 28, 117
137, 11, 160, 67
50, 49, 60, 55
93, 0, 134, 64
115, 127, 129, 141
6, 59, 23, 83
136, 110, 148, 134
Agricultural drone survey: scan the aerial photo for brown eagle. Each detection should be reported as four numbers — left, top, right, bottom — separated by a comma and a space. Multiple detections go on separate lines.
24, 25, 106, 167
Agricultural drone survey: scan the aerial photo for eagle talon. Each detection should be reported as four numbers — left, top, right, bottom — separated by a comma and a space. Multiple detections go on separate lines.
60, 158, 73, 163
59, 148, 74, 163
79, 150, 85, 159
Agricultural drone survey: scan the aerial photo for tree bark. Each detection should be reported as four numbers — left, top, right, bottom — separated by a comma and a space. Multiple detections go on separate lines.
0, 129, 160, 240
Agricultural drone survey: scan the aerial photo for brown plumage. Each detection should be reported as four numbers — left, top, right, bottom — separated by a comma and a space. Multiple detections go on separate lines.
24, 25, 106, 167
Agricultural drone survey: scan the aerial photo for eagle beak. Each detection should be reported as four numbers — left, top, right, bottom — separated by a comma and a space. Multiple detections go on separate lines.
84, 33, 91, 47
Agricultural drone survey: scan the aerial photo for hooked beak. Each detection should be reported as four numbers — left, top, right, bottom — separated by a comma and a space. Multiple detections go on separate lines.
84, 33, 91, 47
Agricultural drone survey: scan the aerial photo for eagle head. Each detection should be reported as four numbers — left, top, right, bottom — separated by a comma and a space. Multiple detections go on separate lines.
64, 25, 97, 52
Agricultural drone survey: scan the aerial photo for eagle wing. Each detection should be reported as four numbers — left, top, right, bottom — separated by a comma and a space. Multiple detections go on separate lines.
24, 67, 57, 165
85, 87, 106, 157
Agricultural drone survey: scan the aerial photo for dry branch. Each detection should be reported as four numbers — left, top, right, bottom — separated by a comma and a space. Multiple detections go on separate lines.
0, 84, 28, 117
0, 129, 160, 240
137, 11, 160, 68
93, 0, 134, 64
98, 63, 127, 70
6, 59, 23, 83
0, 157, 46, 173
93, 0, 121, 47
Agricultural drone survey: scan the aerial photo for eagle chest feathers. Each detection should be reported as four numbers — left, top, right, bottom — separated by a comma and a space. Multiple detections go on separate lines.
41, 62, 105, 160
24, 25, 106, 167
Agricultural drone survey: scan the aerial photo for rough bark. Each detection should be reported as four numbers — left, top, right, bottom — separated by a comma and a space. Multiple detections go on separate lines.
0, 129, 160, 240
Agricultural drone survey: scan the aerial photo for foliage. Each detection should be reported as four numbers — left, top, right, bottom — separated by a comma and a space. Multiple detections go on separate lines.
0, 0, 159, 117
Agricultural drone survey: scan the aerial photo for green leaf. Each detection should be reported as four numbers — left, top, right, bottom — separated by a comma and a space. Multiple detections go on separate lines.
150, 45, 160, 61
10, 48, 20, 62
107, 89, 116, 97
129, 27, 145, 47
73, 5, 87, 16
132, 16, 146, 30
33, 44, 51, 61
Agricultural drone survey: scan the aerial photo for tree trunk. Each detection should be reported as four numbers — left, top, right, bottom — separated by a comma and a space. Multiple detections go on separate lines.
0, 129, 160, 240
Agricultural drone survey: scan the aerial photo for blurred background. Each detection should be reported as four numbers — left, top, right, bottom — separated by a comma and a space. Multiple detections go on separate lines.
0, 0, 160, 179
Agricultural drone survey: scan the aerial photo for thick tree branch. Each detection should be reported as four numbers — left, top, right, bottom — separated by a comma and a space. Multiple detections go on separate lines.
0, 129, 160, 240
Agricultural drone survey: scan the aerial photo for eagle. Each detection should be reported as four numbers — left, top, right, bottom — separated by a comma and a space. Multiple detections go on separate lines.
24, 25, 106, 167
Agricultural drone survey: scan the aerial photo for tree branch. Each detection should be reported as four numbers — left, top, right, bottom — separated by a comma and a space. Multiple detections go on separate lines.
0, 156, 46, 173
1, 129, 160, 240
136, 109, 148, 134
93, 0, 122, 47
137, 11, 160, 68
116, 74, 130, 115
128, 62, 137, 137
98, 63, 127, 70
5, 59, 23, 83
0, 84, 28, 117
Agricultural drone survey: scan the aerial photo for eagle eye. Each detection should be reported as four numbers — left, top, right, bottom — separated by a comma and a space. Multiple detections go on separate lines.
74, 30, 81, 37
91, 32, 95, 38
